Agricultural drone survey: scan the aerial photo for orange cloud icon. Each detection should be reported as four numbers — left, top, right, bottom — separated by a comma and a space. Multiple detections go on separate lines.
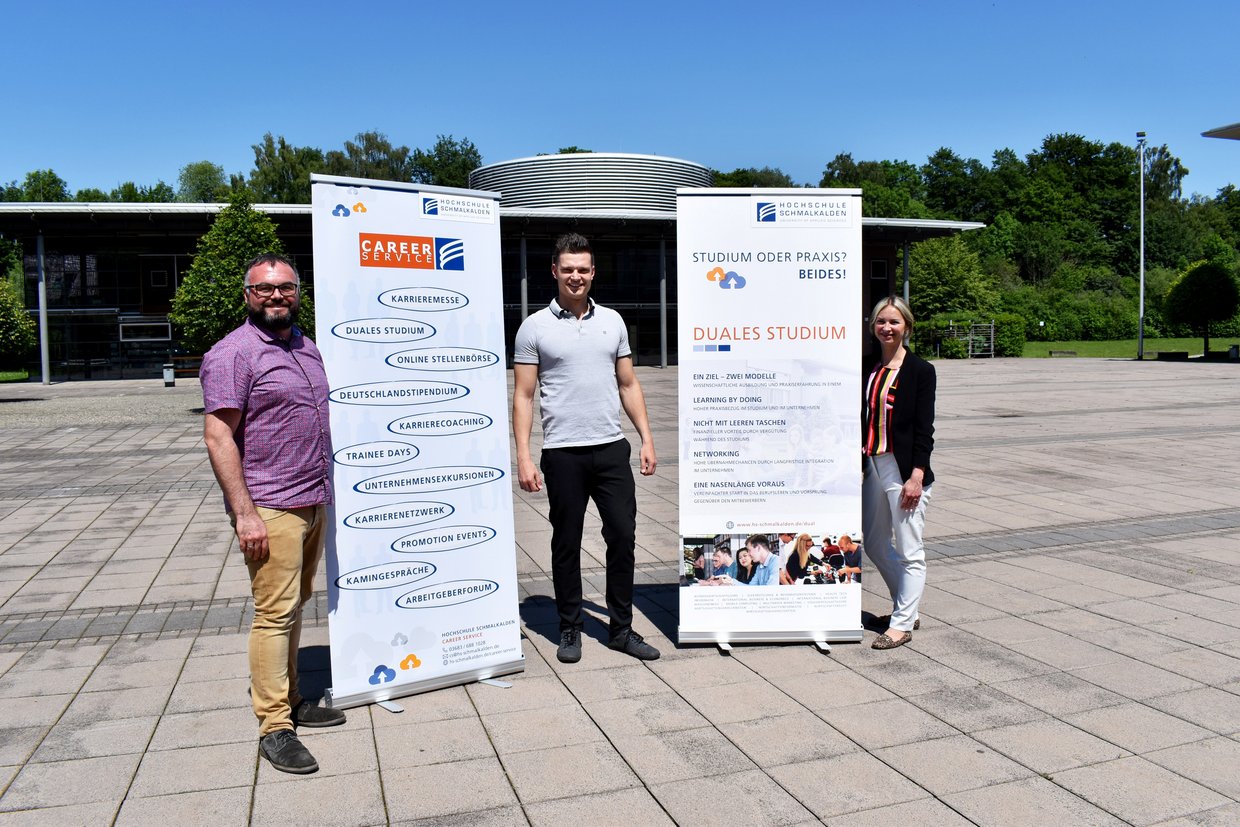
400, 654, 422, 670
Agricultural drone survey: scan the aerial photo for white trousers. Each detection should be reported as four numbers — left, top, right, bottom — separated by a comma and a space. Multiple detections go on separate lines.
862, 453, 931, 632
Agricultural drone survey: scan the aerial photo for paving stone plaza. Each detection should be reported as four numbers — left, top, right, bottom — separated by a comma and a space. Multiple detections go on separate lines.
1, 357, 1239, 825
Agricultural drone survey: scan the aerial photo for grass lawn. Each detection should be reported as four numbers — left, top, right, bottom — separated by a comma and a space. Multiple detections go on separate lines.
0, 369, 29, 383
1020, 337, 1239, 358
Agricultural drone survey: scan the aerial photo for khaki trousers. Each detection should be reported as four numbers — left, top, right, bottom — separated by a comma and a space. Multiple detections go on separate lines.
239, 505, 325, 735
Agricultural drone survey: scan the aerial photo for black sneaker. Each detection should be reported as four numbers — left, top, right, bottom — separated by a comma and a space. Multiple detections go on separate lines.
258, 729, 318, 774
557, 628, 582, 663
608, 630, 660, 661
293, 700, 347, 728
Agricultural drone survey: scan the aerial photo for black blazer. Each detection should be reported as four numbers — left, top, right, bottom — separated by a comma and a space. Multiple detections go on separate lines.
863, 349, 936, 487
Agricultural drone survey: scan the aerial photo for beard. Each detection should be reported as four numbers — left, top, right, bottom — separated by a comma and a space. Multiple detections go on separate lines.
248, 302, 298, 331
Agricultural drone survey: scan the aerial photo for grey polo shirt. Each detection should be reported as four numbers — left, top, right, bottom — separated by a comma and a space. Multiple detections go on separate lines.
513, 298, 631, 449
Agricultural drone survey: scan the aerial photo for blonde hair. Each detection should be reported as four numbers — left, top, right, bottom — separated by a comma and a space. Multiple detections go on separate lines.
795, 532, 814, 567
868, 295, 915, 343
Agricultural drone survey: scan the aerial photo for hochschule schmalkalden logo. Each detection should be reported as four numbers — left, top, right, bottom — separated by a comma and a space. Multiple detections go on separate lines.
422, 197, 439, 216
756, 202, 778, 223
359, 233, 465, 271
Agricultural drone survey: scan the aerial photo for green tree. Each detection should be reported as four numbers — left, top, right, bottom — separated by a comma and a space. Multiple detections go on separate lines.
909, 235, 999, 319
325, 131, 415, 182
74, 187, 110, 202
976, 148, 1028, 219
1145, 145, 1188, 201
1163, 261, 1240, 354
922, 147, 987, 220
1, 238, 22, 289
170, 193, 304, 352
248, 134, 325, 203
110, 181, 176, 202
20, 169, 70, 201
1012, 222, 1065, 283
1216, 185, 1240, 249
712, 166, 796, 187
0, 278, 36, 368
557, 146, 592, 154
820, 153, 929, 218
411, 134, 482, 188
177, 161, 229, 202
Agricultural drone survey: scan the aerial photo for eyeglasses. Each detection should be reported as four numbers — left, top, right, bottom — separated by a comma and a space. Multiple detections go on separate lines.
246, 282, 298, 297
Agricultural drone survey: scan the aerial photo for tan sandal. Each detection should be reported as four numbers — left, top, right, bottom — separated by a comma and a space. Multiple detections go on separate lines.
872, 631, 912, 650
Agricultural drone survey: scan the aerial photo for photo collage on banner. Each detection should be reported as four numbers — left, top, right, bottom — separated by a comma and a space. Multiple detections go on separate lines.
676, 189, 864, 645
311, 175, 523, 708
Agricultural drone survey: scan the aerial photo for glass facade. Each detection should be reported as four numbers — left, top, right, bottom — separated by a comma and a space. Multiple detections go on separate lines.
1, 205, 950, 380
498, 228, 677, 367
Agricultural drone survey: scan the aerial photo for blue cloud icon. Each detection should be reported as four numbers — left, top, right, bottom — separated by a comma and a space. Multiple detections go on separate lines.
332, 204, 351, 217
368, 665, 396, 685
719, 271, 747, 289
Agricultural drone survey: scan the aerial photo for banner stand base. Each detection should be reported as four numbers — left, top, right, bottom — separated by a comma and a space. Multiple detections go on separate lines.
679, 630, 863, 646
815, 641, 832, 654
325, 658, 525, 710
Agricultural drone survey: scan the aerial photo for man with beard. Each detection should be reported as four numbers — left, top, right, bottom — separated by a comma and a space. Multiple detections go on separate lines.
201, 253, 344, 774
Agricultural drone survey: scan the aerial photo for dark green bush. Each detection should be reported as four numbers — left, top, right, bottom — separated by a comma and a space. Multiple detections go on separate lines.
920, 313, 1025, 357
938, 337, 968, 359
993, 313, 1026, 356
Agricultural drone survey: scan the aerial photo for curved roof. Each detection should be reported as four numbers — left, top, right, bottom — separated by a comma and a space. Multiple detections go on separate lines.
469, 152, 712, 212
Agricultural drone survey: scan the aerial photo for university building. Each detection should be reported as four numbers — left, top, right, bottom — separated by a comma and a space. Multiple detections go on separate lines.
0, 153, 980, 380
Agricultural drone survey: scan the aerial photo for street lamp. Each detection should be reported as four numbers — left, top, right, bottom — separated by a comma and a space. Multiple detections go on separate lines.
1136, 131, 1147, 361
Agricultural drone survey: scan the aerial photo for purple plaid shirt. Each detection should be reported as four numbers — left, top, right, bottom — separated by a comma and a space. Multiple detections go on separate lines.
201, 318, 333, 511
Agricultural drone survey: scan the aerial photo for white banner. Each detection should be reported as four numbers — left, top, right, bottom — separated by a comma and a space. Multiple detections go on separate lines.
676, 189, 864, 644
311, 175, 522, 708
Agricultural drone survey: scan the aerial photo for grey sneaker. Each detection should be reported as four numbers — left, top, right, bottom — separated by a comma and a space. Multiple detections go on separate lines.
557, 628, 582, 663
608, 630, 660, 661
293, 700, 347, 728
259, 729, 318, 774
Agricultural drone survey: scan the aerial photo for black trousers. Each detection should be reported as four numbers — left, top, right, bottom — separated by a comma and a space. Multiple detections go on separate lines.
540, 438, 637, 640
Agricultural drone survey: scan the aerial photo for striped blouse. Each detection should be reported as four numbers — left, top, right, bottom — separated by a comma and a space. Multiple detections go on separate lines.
864, 364, 899, 456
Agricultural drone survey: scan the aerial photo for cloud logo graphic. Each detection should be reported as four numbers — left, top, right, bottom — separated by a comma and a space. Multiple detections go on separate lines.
757, 202, 777, 222
391, 632, 409, 646
332, 204, 351, 218
706, 266, 747, 290
400, 654, 422, 670
422, 198, 439, 215
353, 202, 367, 213
368, 665, 396, 685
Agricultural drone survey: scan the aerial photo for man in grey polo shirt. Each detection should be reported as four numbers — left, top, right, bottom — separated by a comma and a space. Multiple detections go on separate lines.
513, 232, 660, 663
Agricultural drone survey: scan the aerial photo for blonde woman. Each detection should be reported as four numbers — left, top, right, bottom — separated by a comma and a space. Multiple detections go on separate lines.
862, 296, 935, 649
781, 532, 823, 584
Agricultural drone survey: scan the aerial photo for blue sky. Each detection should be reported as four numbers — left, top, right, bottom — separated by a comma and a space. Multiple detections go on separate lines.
3, 0, 1238, 199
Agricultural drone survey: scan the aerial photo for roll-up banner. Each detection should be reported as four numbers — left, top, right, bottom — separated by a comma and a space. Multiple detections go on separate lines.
311, 174, 523, 708
676, 189, 864, 645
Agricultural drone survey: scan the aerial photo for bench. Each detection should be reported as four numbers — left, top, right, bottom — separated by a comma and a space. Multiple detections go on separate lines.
1048, 350, 1077, 357
173, 356, 202, 377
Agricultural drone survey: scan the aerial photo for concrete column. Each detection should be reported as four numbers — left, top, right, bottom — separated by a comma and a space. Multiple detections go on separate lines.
37, 233, 50, 385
